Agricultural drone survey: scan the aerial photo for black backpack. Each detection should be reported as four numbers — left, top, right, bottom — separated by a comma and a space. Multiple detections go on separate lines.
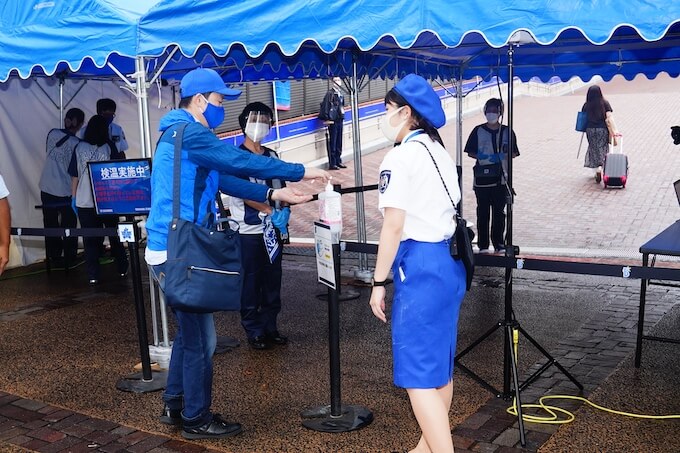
318, 90, 341, 121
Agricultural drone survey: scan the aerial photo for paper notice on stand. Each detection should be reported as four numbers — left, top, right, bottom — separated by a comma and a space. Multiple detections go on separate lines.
314, 221, 336, 289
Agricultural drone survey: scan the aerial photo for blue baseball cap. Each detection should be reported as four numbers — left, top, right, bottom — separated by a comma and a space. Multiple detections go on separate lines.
393, 74, 446, 128
180, 68, 242, 99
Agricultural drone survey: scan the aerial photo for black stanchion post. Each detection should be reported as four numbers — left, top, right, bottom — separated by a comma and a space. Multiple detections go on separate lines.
302, 223, 372, 432
328, 243, 342, 417
116, 220, 167, 392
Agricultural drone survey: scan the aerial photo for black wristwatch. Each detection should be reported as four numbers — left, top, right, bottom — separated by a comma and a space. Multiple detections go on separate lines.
266, 188, 275, 204
371, 278, 387, 287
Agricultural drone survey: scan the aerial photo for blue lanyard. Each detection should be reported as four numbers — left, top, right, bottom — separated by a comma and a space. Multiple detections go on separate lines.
402, 129, 424, 144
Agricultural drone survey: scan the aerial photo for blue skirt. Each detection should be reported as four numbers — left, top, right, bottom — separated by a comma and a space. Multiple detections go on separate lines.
391, 239, 466, 388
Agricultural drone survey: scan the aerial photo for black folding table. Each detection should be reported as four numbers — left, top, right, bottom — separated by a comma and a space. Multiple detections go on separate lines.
635, 220, 680, 367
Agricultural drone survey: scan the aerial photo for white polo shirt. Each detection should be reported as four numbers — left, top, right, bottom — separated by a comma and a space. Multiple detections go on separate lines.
0, 174, 8, 198
109, 122, 128, 153
378, 131, 459, 242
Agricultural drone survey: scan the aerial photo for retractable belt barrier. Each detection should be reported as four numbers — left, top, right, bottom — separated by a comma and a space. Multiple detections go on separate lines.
11, 227, 118, 237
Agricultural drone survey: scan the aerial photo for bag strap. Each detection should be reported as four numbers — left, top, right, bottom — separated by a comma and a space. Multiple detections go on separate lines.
55, 131, 72, 148
216, 192, 228, 217
171, 123, 189, 222
412, 140, 457, 211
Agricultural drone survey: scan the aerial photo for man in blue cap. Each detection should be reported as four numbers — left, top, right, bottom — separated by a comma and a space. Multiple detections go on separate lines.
146, 67, 329, 440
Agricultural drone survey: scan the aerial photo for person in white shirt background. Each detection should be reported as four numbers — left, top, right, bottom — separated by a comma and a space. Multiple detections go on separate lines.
96, 98, 128, 159
39, 107, 85, 267
369, 74, 466, 453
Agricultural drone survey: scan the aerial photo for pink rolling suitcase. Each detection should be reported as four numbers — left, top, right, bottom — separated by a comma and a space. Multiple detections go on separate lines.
603, 135, 628, 188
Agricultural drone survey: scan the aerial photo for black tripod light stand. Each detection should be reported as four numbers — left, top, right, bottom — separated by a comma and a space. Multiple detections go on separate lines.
454, 40, 583, 446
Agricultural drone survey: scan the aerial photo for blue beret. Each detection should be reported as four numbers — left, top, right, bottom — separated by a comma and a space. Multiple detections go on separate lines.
393, 74, 445, 128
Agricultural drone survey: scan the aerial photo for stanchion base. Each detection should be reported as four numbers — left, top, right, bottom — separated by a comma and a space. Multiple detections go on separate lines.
116, 371, 167, 393
315, 290, 361, 302
301, 404, 373, 432
215, 336, 240, 354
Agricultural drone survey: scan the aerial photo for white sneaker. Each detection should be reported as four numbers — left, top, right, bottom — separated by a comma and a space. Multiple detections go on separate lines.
478, 248, 491, 254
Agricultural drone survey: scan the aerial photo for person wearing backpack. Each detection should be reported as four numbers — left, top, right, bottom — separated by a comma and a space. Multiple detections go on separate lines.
318, 78, 346, 170
38, 108, 85, 268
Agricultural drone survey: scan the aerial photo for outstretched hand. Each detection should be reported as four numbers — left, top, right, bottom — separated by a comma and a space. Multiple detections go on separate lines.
271, 187, 312, 205
303, 167, 331, 184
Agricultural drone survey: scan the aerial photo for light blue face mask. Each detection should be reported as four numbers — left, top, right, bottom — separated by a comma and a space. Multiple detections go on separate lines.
201, 95, 225, 129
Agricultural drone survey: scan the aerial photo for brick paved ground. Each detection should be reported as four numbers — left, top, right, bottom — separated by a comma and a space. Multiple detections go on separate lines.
0, 393, 221, 453
1, 259, 678, 452
288, 74, 680, 261
1, 75, 679, 452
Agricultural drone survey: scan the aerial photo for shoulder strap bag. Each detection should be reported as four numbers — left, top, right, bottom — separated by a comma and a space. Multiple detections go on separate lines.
162, 123, 243, 313
413, 139, 475, 291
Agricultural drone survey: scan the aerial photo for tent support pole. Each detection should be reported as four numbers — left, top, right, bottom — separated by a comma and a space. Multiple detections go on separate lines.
59, 75, 64, 126
135, 56, 153, 158
349, 55, 370, 280
272, 82, 282, 143
455, 76, 464, 216
35, 77, 87, 126
147, 46, 179, 87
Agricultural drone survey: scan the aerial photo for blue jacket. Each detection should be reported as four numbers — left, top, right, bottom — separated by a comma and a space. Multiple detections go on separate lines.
146, 109, 304, 252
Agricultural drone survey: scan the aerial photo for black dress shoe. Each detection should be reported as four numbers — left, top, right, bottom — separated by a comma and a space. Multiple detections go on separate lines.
247, 336, 271, 350
328, 166, 339, 170
337, 163, 347, 169
181, 414, 242, 439
265, 331, 288, 345
159, 404, 182, 426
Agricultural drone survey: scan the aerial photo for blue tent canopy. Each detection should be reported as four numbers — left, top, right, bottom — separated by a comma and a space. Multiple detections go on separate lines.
2, 1, 680, 83
134, 0, 680, 82
0, 0, 159, 82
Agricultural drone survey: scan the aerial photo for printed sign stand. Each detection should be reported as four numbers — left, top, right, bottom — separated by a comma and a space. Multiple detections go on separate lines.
87, 158, 166, 392
301, 222, 373, 432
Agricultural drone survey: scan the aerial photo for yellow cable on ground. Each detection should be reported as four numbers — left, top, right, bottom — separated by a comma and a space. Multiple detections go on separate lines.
506, 328, 680, 423
507, 394, 680, 423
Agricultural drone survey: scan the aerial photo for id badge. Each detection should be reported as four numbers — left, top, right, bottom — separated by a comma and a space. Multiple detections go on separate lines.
263, 219, 280, 263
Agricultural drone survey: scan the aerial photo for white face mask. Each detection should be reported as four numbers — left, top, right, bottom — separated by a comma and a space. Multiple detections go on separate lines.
485, 112, 500, 124
381, 107, 407, 142
244, 123, 270, 142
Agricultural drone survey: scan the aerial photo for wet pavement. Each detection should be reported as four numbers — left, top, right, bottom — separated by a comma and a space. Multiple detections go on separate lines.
1, 75, 680, 452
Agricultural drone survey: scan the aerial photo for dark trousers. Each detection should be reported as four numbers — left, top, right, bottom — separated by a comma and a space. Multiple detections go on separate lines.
474, 186, 507, 250
327, 121, 343, 167
239, 233, 283, 339
76, 207, 128, 280
40, 191, 78, 263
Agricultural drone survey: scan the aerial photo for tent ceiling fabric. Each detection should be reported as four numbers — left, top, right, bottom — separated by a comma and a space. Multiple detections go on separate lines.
0, 0, 157, 82
2, 1, 680, 83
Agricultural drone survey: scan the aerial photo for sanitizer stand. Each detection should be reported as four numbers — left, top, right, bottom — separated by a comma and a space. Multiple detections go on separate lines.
301, 222, 373, 432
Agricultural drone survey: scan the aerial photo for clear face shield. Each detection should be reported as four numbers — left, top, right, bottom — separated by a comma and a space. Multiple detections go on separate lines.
244, 111, 272, 143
